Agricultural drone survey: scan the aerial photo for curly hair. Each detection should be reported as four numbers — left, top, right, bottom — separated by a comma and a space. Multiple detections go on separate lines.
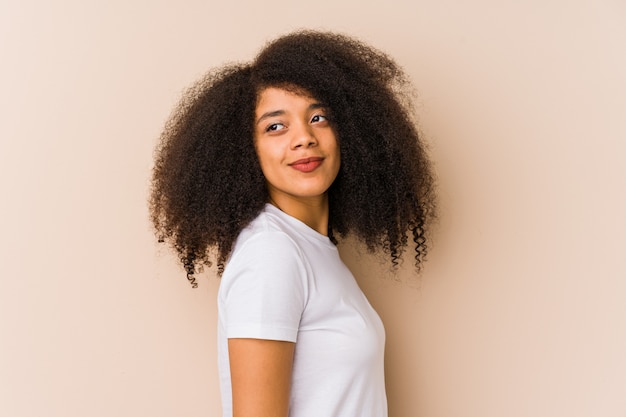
150, 30, 436, 287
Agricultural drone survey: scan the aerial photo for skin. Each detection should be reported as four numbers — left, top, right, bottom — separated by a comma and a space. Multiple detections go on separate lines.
227, 87, 341, 416
252, 87, 340, 235
228, 339, 295, 417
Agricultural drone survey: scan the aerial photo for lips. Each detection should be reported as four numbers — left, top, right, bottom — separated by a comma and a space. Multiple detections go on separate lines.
289, 157, 324, 173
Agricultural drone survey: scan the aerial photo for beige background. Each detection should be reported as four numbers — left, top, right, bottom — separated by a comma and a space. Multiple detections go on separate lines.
1, 0, 625, 416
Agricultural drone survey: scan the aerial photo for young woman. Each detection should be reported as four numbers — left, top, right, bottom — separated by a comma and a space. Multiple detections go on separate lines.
150, 30, 436, 417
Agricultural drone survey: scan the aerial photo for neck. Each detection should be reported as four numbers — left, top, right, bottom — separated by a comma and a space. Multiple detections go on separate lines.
269, 193, 329, 236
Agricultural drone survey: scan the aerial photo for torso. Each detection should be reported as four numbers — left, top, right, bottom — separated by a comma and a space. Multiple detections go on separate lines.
217, 204, 387, 417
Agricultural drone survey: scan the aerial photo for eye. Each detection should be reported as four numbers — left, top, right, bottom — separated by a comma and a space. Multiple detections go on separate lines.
311, 114, 328, 123
265, 123, 286, 132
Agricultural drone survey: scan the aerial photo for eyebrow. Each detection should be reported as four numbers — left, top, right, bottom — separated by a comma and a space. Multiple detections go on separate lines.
255, 103, 326, 126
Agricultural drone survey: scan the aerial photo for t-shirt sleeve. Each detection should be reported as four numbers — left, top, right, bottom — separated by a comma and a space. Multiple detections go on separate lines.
219, 231, 308, 343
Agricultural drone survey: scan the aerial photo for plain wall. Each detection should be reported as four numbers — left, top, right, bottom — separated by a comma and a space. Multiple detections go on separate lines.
1, 1, 624, 416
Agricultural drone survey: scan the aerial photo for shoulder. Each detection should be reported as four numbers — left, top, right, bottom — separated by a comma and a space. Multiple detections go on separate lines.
221, 207, 309, 294
229, 208, 304, 264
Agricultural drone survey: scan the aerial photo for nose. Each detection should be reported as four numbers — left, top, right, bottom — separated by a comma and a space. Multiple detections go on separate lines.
290, 122, 318, 149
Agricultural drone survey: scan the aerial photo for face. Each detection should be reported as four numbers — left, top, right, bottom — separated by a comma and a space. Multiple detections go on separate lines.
254, 87, 340, 208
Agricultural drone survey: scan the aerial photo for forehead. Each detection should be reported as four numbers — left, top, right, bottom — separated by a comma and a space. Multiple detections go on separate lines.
255, 86, 317, 111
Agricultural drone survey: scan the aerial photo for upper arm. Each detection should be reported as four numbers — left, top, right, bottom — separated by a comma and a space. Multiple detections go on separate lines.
222, 232, 305, 416
221, 232, 307, 342
228, 338, 295, 417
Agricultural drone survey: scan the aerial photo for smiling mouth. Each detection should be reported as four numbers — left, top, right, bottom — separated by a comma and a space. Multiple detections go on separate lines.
289, 157, 324, 173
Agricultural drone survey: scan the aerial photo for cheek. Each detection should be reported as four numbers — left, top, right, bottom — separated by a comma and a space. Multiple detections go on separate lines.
330, 138, 341, 168
327, 144, 341, 182
253, 142, 279, 176
332, 156, 341, 181
252, 137, 267, 164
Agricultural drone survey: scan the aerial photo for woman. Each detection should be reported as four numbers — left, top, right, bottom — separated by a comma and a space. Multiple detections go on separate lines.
150, 31, 436, 417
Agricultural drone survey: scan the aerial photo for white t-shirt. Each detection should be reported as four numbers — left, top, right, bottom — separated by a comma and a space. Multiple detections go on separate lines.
217, 204, 387, 417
